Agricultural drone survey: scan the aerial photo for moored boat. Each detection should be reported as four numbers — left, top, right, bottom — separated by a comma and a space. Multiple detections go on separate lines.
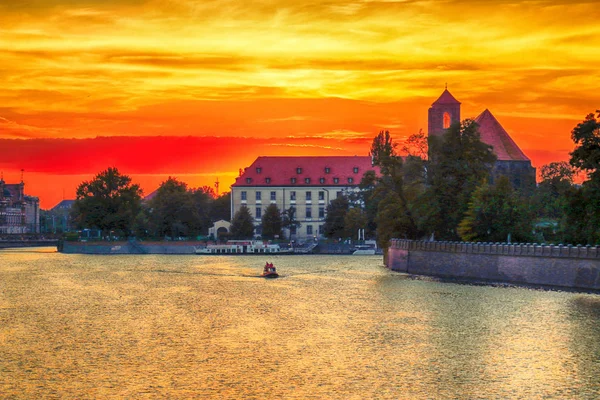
195, 240, 292, 255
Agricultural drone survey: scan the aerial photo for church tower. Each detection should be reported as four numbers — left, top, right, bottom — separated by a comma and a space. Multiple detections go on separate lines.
428, 87, 461, 138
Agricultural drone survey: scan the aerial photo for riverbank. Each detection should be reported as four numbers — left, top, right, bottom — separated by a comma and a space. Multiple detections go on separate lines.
386, 239, 600, 291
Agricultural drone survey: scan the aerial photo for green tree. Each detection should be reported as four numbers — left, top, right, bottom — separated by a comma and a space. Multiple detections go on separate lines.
230, 205, 255, 239
210, 192, 231, 222
368, 130, 422, 247
421, 120, 497, 240
562, 111, 600, 244
457, 176, 534, 243
148, 177, 198, 238
322, 196, 349, 239
71, 167, 143, 237
261, 204, 283, 240
532, 161, 574, 220
282, 206, 301, 239
343, 207, 368, 240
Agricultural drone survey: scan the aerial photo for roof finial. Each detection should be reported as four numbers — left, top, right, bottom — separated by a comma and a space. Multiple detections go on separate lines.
21, 169, 24, 183
445, 82, 448, 90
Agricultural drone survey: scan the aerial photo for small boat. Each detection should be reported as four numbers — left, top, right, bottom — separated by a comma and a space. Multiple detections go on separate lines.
261, 263, 279, 278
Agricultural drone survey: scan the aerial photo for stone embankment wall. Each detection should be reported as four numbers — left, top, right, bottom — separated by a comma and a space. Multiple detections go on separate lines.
60, 241, 198, 255
386, 239, 600, 291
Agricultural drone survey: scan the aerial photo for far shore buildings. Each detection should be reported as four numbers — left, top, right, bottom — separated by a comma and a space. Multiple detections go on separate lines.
0, 178, 40, 234
231, 156, 376, 240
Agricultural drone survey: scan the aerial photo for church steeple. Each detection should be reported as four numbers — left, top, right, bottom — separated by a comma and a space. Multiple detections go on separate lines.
428, 87, 461, 138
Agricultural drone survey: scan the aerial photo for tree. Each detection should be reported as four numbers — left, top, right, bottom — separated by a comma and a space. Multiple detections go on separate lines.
562, 111, 600, 245
343, 207, 368, 240
401, 129, 428, 159
210, 192, 231, 222
569, 111, 600, 181
421, 120, 497, 240
457, 176, 534, 243
148, 177, 199, 238
532, 161, 575, 220
368, 130, 422, 247
71, 167, 142, 236
230, 206, 255, 239
281, 206, 301, 239
261, 204, 282, 240
322, 196, 349, 239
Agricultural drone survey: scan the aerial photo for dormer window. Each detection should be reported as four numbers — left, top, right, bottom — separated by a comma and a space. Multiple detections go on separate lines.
348, 177, 354, 184
245, 178, 252, 184
256, 167, 262, 174
333, 177, 339, 184
305, 178, 311, 184
325, 167, 331, 174
265, 177, 271, 184
353, 167, 359, 173
296, 167, 302, 174
291, 177, 297, 184
319, 177, 325, 184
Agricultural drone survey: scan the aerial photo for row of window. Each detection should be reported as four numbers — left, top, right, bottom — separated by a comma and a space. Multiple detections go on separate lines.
254, 167, 360, 175
254, 206, 326, 220
241, 191, 328, 201
245, 176, 355, 185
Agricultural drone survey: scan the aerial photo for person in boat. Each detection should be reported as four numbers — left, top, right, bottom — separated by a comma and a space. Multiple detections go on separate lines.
264, 262, 270, 274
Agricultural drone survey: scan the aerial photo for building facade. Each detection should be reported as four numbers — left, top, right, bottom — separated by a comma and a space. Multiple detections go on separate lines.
428, 89, 536, 190
0, 179, 40, 234
231, 156, 377, 240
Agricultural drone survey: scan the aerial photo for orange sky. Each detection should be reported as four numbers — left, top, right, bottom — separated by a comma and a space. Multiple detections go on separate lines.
1, 0, 599, 208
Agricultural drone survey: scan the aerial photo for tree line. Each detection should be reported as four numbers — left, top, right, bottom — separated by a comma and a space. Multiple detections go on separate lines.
69, 110, 600, 247
363, 111, 600, 248
70, 172, 230, 239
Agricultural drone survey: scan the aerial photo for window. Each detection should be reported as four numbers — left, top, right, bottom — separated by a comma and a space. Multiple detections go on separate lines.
319, 225, 324, 235
318, 191, 325, 201
443, 112, 451, 129
291, 177, 297, 184
245, 177, 252, 184
307, 225, 313, 235
305, 177, 311, 184
265, 177, 271, 184
290, 225, 297, 235
348, 177, 354, 184
325, 167, 331, 174
333, 177, 339, 184
336, 191, 343, 198
256, 167, 262, 174
319, 177, 325, 184
353, 167, 359, 173
270, 191, 276, 201
256, 191, 262, 201
306, 191, 312, 201
306, 208, 312, 218
241, 191, 247, 201
296, 167, 302, 174
255, 207, 262, 219
290, 191, 296, 201
319, 207, 325, 218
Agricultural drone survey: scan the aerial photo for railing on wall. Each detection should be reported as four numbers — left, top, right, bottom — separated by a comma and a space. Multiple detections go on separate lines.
389, 239, 600, 260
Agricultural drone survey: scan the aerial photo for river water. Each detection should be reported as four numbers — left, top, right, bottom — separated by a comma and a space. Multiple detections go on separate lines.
1, 248, 599, 399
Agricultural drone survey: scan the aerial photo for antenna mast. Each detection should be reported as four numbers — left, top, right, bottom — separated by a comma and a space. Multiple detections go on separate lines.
215, 177, 220, 196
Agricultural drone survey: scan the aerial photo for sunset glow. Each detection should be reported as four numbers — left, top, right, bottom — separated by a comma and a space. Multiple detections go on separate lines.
1, 0, 599, 208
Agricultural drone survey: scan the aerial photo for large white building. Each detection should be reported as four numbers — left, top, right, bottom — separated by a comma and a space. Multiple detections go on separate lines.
231, 156, 377, 240
0, 179, 40, 234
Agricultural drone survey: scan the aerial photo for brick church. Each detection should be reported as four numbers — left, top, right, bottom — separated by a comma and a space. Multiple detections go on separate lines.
428, 89, 536, 191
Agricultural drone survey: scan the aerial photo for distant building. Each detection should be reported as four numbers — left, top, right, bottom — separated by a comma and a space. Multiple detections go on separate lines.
428, 89, 536, 190
45, 199, 75, 233
231, 156, 377, 240
0, 179, 40, 234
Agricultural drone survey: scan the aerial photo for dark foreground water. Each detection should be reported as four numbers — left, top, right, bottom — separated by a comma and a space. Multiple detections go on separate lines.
1, 248, 600, 399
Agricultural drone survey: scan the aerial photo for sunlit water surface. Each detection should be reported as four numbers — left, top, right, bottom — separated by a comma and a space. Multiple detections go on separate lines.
1, 248, 600, 399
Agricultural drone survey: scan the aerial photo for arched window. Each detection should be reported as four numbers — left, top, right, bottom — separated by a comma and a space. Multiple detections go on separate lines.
443, 112, 451, 129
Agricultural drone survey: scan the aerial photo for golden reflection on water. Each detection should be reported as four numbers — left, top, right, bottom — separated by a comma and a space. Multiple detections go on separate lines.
1, 249, 600, 399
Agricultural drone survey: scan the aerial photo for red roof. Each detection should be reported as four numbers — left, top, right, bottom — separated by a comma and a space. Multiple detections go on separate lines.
475, 109, 529, 161
232, 156, 377, 187
432, 89, 461, 105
